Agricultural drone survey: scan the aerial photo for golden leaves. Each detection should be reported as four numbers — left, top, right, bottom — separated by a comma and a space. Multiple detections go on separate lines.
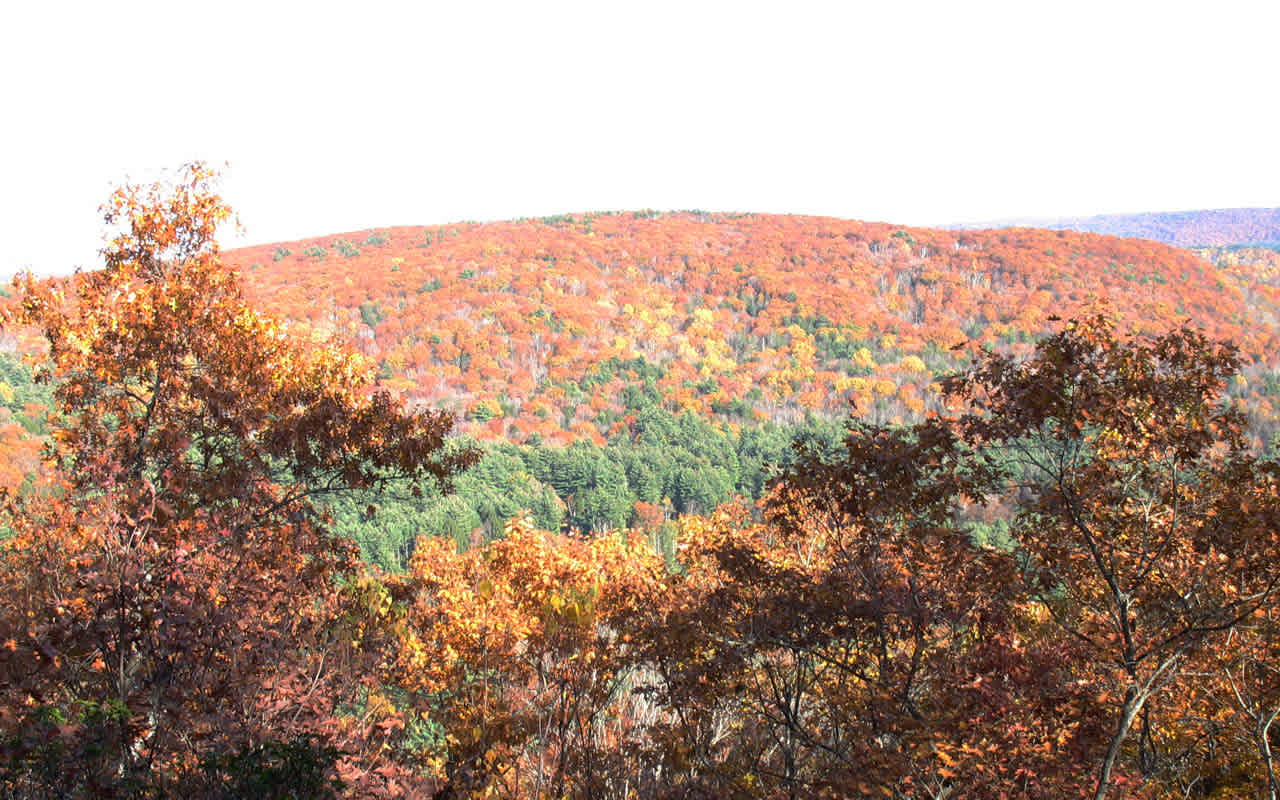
387, 512, 668, 793
0, 163, 481, 796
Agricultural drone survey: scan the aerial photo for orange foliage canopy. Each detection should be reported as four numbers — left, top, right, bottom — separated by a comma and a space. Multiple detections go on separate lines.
221, 213, 1280, 445
0, 165, 477, 796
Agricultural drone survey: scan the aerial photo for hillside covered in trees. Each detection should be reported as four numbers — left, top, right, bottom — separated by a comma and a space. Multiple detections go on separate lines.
9, 169, 1280, 798
10, 210, 1280, 561
222, 212, 1280, 444
167, 213, 1280, 560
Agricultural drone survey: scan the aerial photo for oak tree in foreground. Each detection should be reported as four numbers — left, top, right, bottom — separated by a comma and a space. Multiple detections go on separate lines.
944, 315, 1280, 798
0, 164, 477, 797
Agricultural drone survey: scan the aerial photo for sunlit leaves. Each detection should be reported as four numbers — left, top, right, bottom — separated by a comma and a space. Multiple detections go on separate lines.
383, 513, 666, 798
944, 315, 1280, 798
0, 164, 475, 796
219, 213, 1280, 447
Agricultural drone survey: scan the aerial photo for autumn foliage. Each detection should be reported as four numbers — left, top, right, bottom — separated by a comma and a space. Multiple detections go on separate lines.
0, 165, 477, 796
220, 212, 1280, 448
7, 168, 1280, 799
338, 315, 1280, 799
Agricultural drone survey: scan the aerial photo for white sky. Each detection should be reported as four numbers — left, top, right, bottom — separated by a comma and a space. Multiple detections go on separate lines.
3, 0, 1279, 277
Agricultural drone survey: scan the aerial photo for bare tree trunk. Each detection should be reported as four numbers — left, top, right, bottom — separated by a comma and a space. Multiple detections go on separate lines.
1259, 714, 1279, 800
1094, 687, 1148, 800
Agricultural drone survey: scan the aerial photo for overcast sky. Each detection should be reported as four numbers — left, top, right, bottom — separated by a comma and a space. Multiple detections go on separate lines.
4, 0, 1279, 276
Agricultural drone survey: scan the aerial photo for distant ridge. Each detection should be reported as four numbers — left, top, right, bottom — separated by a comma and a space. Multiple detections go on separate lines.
210, 212, 1280, 448
951, 207, 1280, 248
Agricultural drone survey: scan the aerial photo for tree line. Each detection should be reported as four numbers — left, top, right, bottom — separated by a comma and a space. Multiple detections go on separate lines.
326, 408, 845, 572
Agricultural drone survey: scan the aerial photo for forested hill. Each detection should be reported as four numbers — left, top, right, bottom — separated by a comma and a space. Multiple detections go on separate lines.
8, 208, 1280, 557
952, 207, 1280, 247
220, 212, 1280, 448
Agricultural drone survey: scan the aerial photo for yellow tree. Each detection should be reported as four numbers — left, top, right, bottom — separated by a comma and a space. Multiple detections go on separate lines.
387, 513, 667, 799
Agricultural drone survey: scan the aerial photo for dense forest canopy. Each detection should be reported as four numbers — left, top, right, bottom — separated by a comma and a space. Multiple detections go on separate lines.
7, 169, 1280, 797
215, 210, 1280, 564
13, 205, 1280, 570
218, 211, 1280, 446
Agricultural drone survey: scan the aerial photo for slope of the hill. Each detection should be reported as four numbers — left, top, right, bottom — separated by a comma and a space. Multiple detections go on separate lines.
952, 207, 1280, 247
222, 212, 1280, 448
